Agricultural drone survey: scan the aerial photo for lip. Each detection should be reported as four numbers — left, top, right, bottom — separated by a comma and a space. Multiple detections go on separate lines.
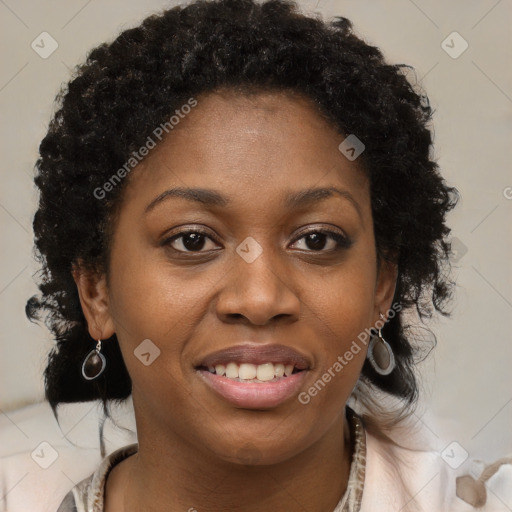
195, 343, 311, 370
194, 343, 312, 409
196, 368, 308, 409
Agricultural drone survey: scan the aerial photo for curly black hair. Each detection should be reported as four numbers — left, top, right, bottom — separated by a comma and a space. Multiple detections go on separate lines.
26, 0, 459, 439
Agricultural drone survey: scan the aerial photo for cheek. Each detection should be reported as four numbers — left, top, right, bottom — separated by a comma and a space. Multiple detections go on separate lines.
106, 245, 218, 392
299, 248, 376, 392
297, 280, 371, 419
108, 242, 210, 336
305, 255, 376, 346
107, 254, 213, 416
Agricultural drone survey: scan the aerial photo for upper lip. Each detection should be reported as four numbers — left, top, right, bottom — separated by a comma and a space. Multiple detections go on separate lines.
196, 343, 311, 370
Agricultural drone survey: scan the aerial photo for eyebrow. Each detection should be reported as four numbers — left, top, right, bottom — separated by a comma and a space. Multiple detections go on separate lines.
144, 186, 362, 219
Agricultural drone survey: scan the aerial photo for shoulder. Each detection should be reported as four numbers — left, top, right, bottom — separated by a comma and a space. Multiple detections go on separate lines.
55, 473, 97, 512
55, 443, 139, 512
0, 400, 137, 511
55, 476, 92, 512
360, 427, 512, 512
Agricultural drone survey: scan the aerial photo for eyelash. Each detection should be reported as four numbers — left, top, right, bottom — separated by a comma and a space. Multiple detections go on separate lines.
161, 227, 353, 254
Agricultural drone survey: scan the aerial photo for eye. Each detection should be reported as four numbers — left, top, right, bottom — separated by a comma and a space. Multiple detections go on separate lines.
290, 229, 352, 252
162, 229, 219, 253
162, 226, 353, 255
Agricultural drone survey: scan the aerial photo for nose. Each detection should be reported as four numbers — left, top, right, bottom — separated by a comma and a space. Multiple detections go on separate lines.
215, 247, 301, 326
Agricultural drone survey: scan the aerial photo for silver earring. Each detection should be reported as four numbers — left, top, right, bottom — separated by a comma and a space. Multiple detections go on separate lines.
367, 313, 395, 376
82, 339, 107, 380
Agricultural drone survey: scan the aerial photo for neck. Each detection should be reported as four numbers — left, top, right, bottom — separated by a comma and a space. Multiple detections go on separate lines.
108, 410, 352, 512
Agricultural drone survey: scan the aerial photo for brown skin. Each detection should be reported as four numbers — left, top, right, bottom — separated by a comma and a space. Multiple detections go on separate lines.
73, 89, 397, 512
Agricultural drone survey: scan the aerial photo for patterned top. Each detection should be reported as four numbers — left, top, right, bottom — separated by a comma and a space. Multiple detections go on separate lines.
56, 406, 367, 512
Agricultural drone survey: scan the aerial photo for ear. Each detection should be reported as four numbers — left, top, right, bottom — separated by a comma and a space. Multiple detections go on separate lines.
72, 261, 115, 341
373, 254, 398, 321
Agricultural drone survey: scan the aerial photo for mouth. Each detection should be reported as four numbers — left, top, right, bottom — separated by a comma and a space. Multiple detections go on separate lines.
196, 362, 305, 382
194, 344, 311, 409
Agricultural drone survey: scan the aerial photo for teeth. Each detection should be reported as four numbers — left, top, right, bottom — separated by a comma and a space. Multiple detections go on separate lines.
207, 362, 300, 381
225, 362, 239, 379
256, 363, 275, 381
214, 364, 226, 376
239, 363, 257, 380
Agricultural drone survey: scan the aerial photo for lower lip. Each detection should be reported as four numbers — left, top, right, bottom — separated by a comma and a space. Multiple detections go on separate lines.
196, 369, 308, 409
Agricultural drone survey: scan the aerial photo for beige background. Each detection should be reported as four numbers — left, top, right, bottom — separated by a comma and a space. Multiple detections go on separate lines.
0, 0, 511, 464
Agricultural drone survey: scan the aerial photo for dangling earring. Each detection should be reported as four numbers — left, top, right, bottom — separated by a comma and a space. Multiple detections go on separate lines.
81, 339, 107, 380
367, 313, 395, 376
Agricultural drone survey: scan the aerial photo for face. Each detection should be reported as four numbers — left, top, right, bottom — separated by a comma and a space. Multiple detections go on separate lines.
75, 89, 397, 465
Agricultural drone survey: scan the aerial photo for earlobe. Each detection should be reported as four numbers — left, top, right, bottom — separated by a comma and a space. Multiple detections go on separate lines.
71, 263, 115, 341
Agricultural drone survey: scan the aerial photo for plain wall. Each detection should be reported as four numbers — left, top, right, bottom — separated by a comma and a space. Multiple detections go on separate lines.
1, 0, 511, 463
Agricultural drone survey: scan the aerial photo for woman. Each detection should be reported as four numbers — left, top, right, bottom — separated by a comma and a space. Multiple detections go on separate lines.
25, 0, 511, 510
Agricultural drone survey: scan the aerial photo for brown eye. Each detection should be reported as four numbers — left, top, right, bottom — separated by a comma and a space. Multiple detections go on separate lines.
163, 230, 219, 253
291, 229, 352, 252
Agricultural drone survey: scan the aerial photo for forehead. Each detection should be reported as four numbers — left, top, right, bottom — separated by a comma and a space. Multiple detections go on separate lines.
120, 89, 370, 216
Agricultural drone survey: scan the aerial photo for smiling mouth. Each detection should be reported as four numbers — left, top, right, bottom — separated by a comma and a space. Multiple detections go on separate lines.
196, 361, 305, 383
195, 364, 309, 409
194, 343, 311, 407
